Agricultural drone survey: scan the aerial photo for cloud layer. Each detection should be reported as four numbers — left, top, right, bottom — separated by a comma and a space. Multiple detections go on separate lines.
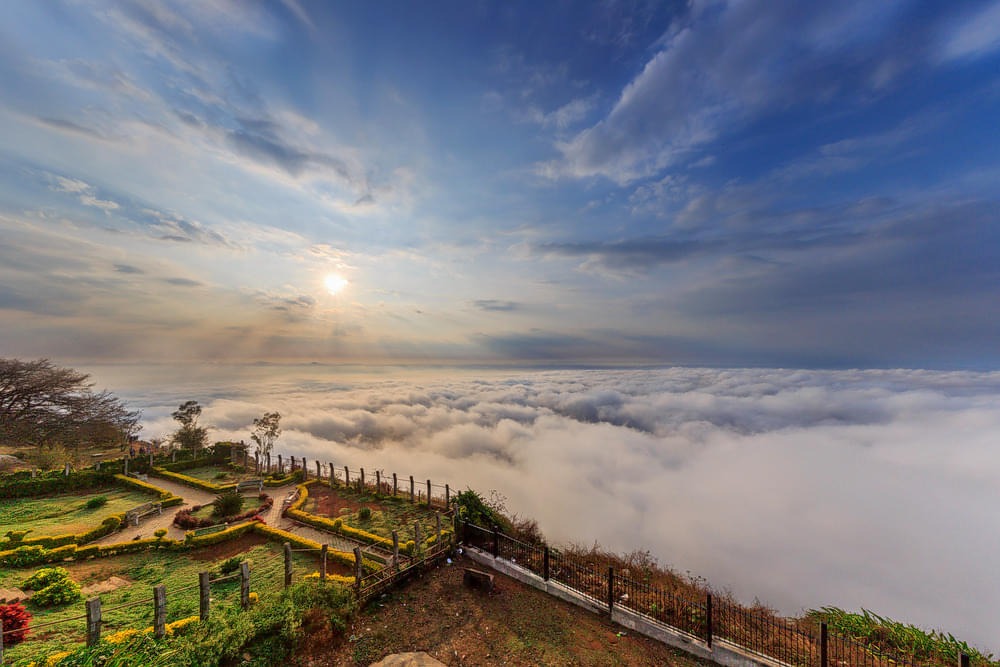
103, 364, 1000, 652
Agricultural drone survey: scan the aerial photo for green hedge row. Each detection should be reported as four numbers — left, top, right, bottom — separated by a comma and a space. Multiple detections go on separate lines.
113, 473, 184, 507
0, 470, 115, 499
150, 467, 237, 493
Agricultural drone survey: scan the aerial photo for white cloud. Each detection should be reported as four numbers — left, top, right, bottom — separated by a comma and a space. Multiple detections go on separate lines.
939, 0, 1000, 62
109, 365, 1000, 653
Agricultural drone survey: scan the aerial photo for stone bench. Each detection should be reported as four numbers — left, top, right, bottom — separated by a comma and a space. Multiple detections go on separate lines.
124, 501, 162, 526
236, 479, 263, 493
462, 567, 494, 592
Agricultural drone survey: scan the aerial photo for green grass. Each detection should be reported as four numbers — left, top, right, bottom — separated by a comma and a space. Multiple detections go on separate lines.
0, 539, 327, 665
170, 465, 253, 483
305, 486, 444, 543
0, 487, 153, 538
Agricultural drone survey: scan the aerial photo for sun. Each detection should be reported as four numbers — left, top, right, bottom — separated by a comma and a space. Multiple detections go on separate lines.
323, 273, 348, 295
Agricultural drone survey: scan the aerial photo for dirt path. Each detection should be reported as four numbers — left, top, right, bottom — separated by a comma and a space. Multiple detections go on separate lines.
293, 552, 715, 667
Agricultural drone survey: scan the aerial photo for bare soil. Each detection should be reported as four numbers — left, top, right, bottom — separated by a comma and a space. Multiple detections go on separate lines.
309, 485, 382, 517
293, 552, 715, 667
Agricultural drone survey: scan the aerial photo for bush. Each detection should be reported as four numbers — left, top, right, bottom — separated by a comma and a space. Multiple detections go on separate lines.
358, 507, 372, 521
213, 491, 244, 517
0, 602, 31, 644
154, 528, 168, 538
85, 495, 108, 510
219, 556, 244, 575
23, 567, 81, 606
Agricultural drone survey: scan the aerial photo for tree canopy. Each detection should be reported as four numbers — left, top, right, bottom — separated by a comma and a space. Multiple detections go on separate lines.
249, 411, 281, 460
171, 400, 208, 452
0, 358, 140, 450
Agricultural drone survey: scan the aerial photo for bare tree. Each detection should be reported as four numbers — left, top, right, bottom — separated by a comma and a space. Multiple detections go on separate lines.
249, 411, 281, 461
0, 358, 141, 455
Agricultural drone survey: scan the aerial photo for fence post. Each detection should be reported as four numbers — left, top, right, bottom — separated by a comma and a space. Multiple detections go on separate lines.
302, 457, 308, 479
821, 622, 828, 667
360, 468, 365, 491
445, 483, 450, 507
409, 475, 415, 503
199, 572, 210, 621
706, 593, 713, 647
278, 454, 283, 475
426, 480, 432, 507
241, 561, 251, 608
284, 542, 292, 588
153, 584, 167, 637
344, 466, 349, 486
64, 462, 70, 476
961, 655, 970, 667
320, 544, 328, 582
393, 472, 398, 497
491, 525, 499, 558
543, 546, 550, 581
329, 462, 335, 488
392, 531, 400, 571
607, 567, 615, 614
123, 457, 129, 475
353, 547, 363, 591
172, 450, 177, 463
86, 597, 102, 646
376, 471, 381, 496
316, 460, 321, 479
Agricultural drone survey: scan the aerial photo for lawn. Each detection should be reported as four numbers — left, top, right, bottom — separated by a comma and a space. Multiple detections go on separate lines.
0, 535, 339, 665
0, 487, 155, 539
304, 485, 446, 544
170, 464, 256, 484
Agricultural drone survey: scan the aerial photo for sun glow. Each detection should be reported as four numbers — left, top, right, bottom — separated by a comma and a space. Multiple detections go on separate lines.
323, 273, 348, 295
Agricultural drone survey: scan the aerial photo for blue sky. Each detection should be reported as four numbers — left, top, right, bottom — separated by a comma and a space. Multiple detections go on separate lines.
1, 0, 999, 368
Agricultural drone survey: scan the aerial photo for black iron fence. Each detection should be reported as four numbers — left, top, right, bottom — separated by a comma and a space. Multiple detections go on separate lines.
459, 521, 969, 667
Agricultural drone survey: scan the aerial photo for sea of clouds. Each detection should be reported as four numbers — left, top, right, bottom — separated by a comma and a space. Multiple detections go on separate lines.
93, 364, 1000, 651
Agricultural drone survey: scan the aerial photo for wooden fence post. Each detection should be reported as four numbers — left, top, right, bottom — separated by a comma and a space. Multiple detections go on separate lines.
409, 475, 415, 503
544, 546, 550, 581
153, 584, 166, 637
820, 622, 828, 667
241, 561, 251, 608
329, 462, 335, 488
320, 544, 328, 582
172, 450, 177, 463
123, 458, 129, 475
353, 547, 363, 591
86, 597, 102, 646
706, 593, 713, 647
344, 466, 349, 486
302, 457, 307, 479
392, 531, 400, 571
64, 462, 70, 476
360, 468, 366, 492
445, 484, 450, 507
199, 572, 210, 621
393, 472, 398, 497
426, 480, 432, 507
284, 542, 292, 588
961, 655, 971, 667
291, 456, 297, 473
375, 470, 381, 496
277, 454, 283, 475
607, 567, 615, 614
316, 460, 321, 479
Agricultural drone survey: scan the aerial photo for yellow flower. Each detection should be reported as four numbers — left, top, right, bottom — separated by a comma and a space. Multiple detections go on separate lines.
105, 628, 139, 644
45, 650, 72, 666
249, 591, 259, 603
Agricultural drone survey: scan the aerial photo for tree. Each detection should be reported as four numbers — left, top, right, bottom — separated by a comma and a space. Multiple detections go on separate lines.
249, 411, 281, 460
171, 400, 208, 453
0, 358, 141, 455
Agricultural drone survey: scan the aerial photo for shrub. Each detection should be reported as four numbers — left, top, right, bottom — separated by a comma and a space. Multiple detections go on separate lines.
219, 556, 244, 575
5, 529, 31, 542
213, 491, 244, 517
0, 602, 31, 644
154, 528, 168, 538
214, 472, 229, 480
24, 567, 81, 606
358, 507, 372, 521
85, 495, 109, 510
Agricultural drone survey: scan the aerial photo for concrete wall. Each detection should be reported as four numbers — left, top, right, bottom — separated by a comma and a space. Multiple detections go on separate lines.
463, 546, 786, 667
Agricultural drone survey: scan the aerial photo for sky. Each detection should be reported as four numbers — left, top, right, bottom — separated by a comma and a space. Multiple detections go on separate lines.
89, 363, 1000, 651
1, 1, 999, 368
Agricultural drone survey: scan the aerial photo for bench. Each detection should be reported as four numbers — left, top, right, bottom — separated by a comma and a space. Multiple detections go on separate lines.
128, 471, 149, 482
280, 490, 299, 516
192, 523, 227, 537
124, 501, 162, 526
463, 567, 494, 592
236, 479, 263, 493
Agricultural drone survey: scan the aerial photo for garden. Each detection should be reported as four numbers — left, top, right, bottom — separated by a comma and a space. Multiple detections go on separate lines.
0, 487, 153, 539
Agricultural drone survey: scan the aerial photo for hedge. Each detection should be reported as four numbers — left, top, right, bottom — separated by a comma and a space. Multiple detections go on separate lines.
113, 473, 184, 506
150, 467, 237, 494
250, 523, 380, 573
0, 470, 115, 499
263, 469, 303, 486
157, 453, 231, 473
